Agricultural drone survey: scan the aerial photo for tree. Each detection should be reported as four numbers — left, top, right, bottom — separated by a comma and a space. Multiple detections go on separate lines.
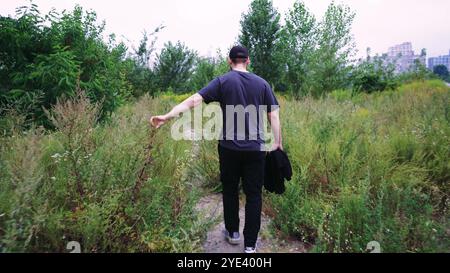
420, 48, 427, 58
154, 41, 196, 93
190, 57, 217, 91
310, 1, 356, 97
239, 0, 281, 87
279, 0, 316, 97
0, 4, 134, 126
352, 49, 398, 93
127, 26, 164, 97
134, 26, 165, 68
189, 49, 231, 91
408, 59, 432, 82
433, 65, 449, 82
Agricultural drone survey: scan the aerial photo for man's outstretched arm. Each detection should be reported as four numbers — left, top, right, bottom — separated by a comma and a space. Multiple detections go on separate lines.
150, 93, 204, 128
268, 109, 283, 150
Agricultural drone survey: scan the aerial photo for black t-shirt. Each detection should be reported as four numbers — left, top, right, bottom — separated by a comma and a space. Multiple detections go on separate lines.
198, 70, 279, 151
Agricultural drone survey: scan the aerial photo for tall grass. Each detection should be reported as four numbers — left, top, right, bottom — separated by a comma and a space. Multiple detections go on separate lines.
268, 80, 449, 252
0, 91, 205, 252
1, 80, 448, 253
191, 80, 449, 252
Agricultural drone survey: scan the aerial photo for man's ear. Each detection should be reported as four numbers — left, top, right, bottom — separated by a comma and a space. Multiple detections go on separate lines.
246, 58, 251, 66
227, 57, 233, 65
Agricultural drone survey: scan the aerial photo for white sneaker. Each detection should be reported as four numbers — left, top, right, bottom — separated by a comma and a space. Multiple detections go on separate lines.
244, 246, 257, 253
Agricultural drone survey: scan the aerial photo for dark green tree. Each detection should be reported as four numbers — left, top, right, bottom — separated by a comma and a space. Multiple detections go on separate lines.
407, 59, 432, 82
154, 41, 196, 93
311, 1, 356, 97
189, 50, 231, 91
352, 49, 398, 93
0, 3, 134, 125
239, 0, 281, 87
433, 65, 449, 82
279, 0, 316, 97
190, 57, 217, 91
127, 26, 164, 97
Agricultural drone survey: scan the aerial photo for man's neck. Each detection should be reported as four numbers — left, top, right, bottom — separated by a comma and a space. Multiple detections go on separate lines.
232, 66, 249, 73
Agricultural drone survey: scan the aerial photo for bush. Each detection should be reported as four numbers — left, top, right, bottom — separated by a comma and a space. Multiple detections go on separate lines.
0, 4, 133, 126
267, 80, 450, 252
433, 65, 449, 82
0, 93, 205, 252
352, 54, 398, 93
154, 41, 197, 93
195, 82, 449, 252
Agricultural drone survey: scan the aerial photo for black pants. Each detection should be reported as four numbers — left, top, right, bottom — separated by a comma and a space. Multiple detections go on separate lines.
218, 144, 265, 247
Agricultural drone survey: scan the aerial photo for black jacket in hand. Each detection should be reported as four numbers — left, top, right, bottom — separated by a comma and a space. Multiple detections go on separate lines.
264, 149, 293, 194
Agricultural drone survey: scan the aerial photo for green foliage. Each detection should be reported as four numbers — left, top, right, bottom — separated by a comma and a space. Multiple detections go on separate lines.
195, 140, 221, 192
189, 52, 231, 91
212, 52, 233, 78
352, 50, 398, 93
267, 81, 450, 252
238, 0, 354, 96
127, 26, 165, 97
433, 65, 449, 82
154, 41, 197, 93
195, 81, 450, 253
0, 93, 205, 252
190, 57, 218, 91
1, 2, 449, 254
0, 4, 133, 126
397, 59, 435, 84
310, 1, 355, 97
239, 0, 282, 87
278, 0, 316, 97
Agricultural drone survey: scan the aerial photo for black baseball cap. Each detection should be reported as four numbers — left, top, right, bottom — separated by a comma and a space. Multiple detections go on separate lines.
229, 45, 249, 59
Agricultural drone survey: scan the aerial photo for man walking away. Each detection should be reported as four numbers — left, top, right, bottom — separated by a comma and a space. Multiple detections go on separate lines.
150, 45, 282, 253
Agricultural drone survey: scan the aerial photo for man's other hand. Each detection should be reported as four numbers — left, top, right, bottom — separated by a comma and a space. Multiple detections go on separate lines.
271, 143, 283, 151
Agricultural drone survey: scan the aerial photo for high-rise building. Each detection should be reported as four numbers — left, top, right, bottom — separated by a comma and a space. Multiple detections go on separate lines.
428, 50, 450, 71
385, 42, 426, 74
387, 42, 414, 58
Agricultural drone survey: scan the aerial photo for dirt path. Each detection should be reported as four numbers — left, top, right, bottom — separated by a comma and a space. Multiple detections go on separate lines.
188, 129, 305, 253
196, 193, 306, 253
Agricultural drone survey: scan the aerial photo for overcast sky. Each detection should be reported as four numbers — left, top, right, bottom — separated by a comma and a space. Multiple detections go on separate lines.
2, 0, 450, 59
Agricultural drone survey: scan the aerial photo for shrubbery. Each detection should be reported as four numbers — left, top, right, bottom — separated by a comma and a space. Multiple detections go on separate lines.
267, 80, 450, 252
0, 4, 134, 126
0, 3, 231, 127
191, 80, 449, 252
1, 1, 442, 128
1, 1, 449, 253
351, 52, 398, 93
0, 92, 208, 252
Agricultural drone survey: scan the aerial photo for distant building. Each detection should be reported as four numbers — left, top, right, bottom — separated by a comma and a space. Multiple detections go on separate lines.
385, 42, 426, 74
428, 50, 450, 71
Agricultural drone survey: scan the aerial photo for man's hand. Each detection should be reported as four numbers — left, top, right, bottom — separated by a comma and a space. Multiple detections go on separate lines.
271, 142, 283, 151
150, 93, 204, 129
150, 115, 169, 129
268, 109, 282, 151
